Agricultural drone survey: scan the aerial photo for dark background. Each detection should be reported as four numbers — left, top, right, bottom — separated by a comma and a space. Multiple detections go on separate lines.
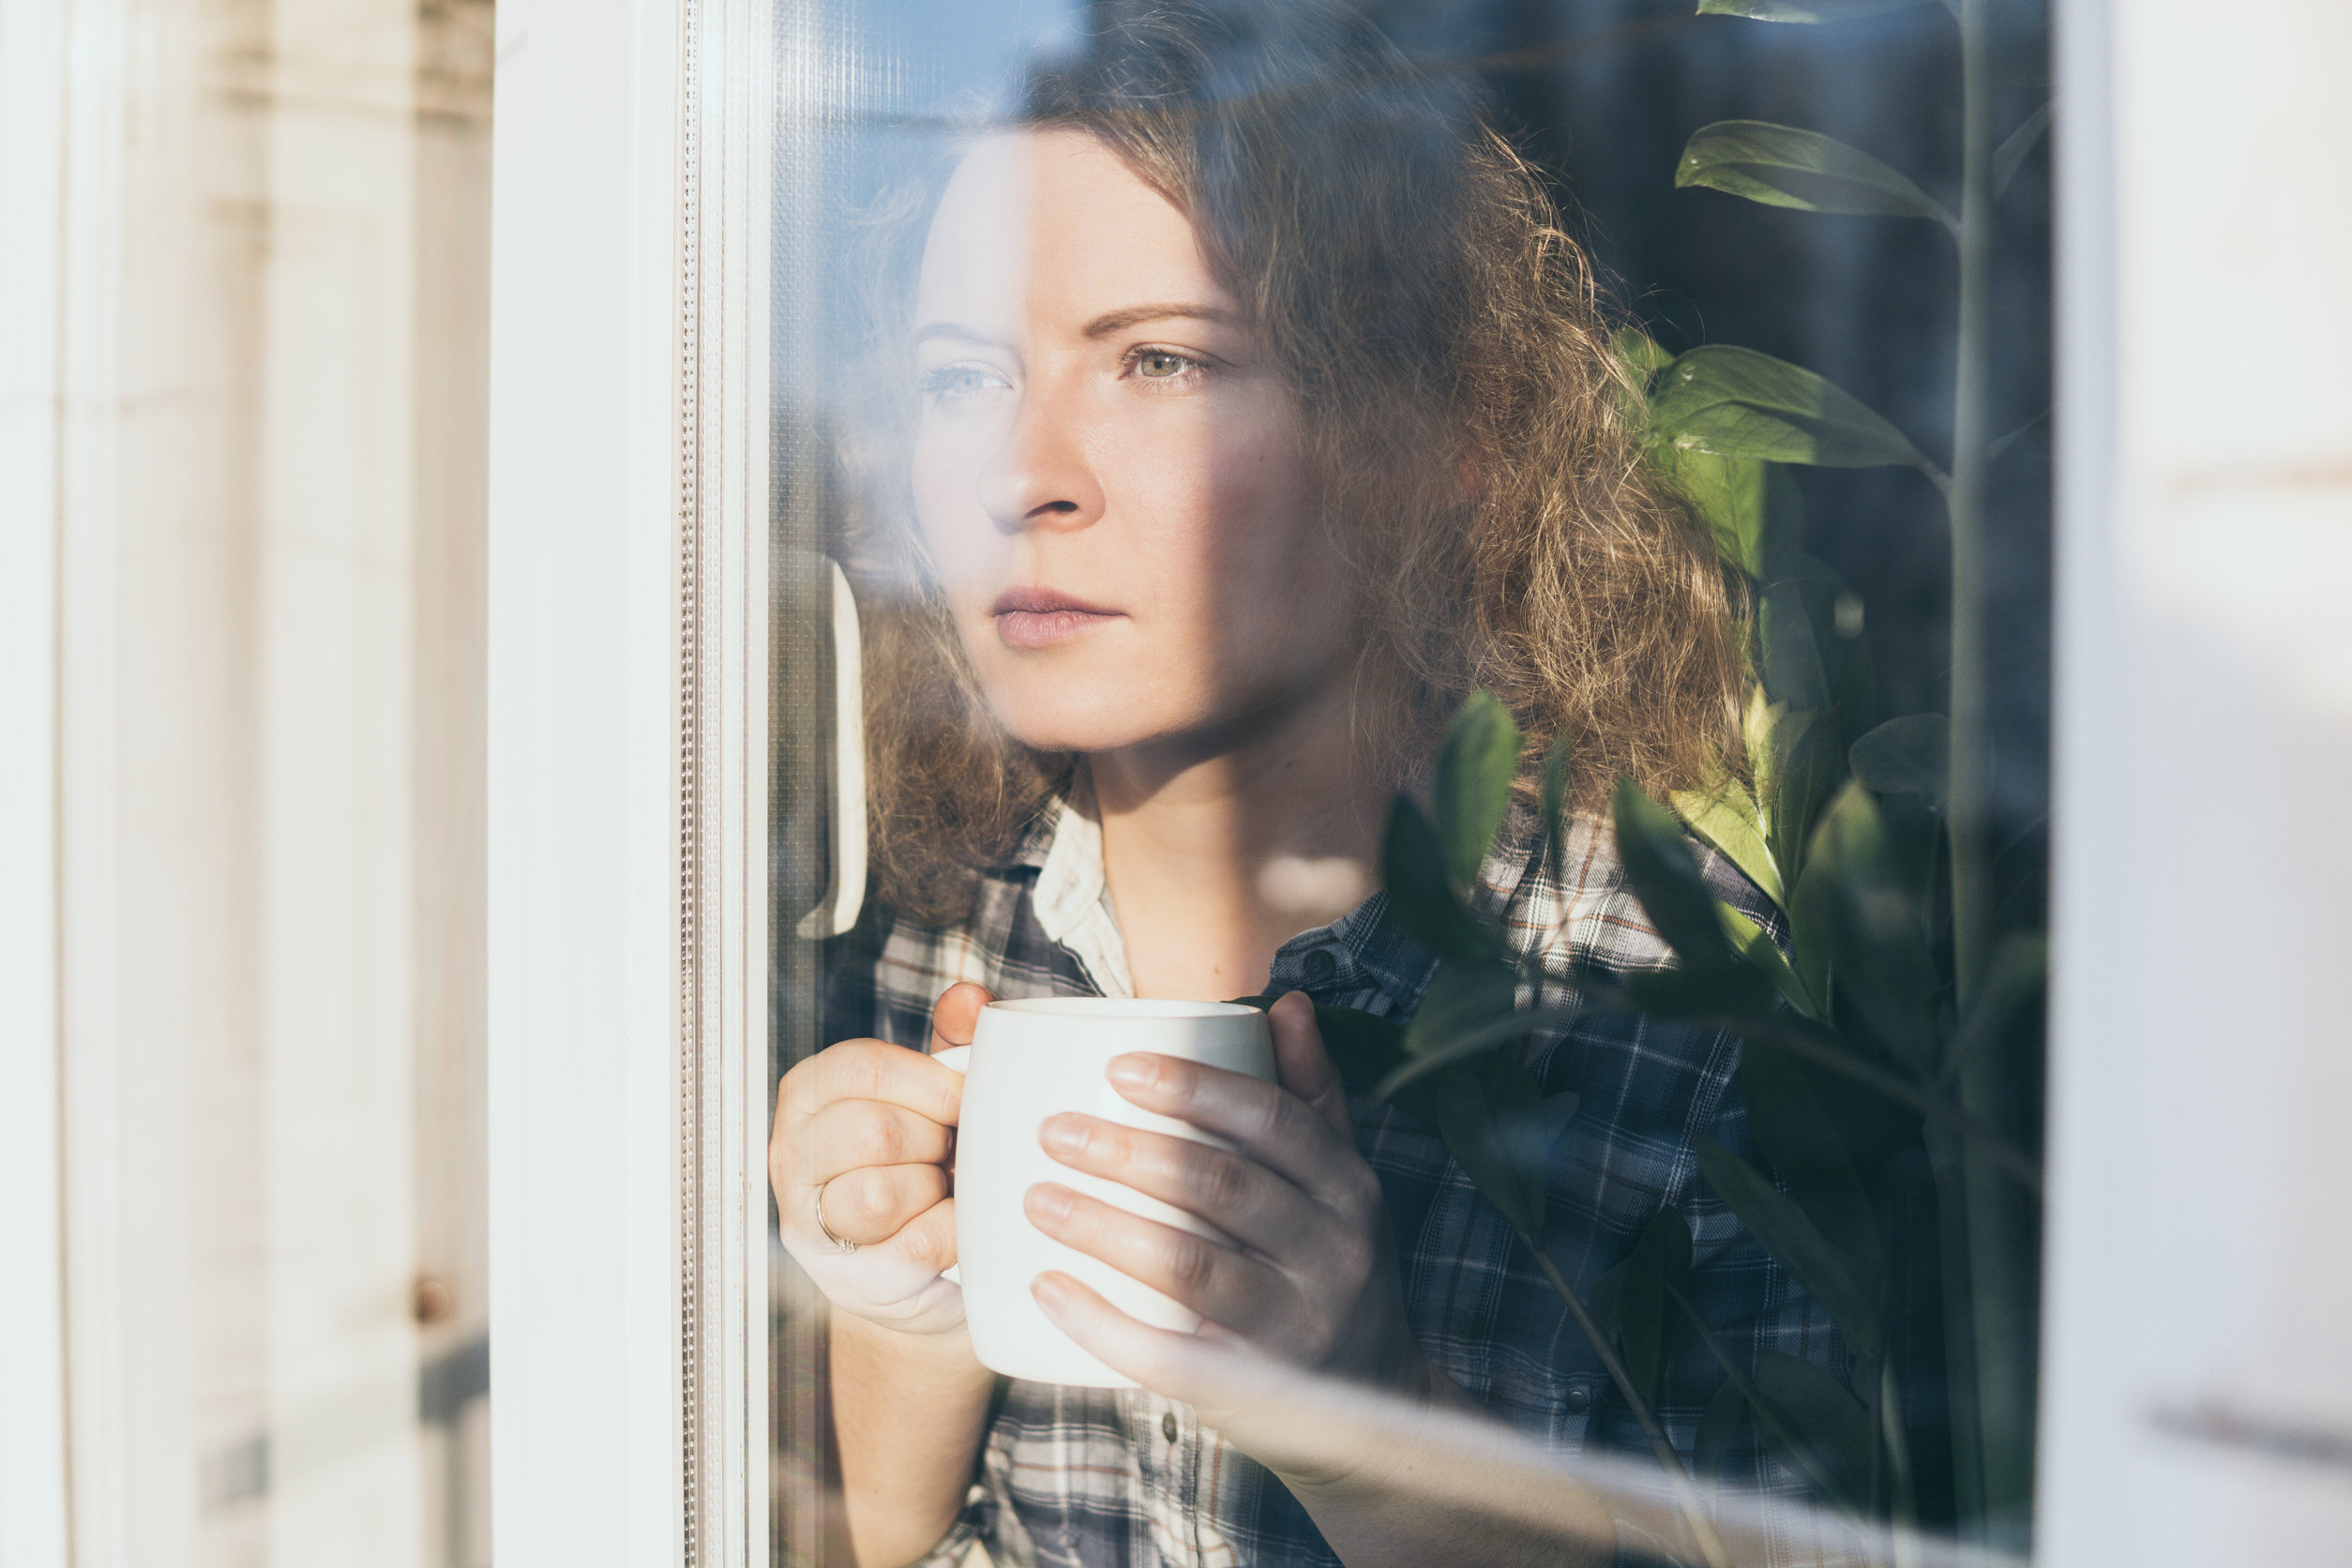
1373, 0, 2055, 919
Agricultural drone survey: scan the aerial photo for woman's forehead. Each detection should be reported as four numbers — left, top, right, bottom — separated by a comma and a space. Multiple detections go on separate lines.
914, 130, 1233, 334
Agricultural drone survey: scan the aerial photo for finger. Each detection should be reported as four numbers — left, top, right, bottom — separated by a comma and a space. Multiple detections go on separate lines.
1103, 1053, 1364, 1211
870, 1189, 958, 1279
785, 1037, 963, 1126
1029, 1270, 1264, 1410
808, 1163, 950, 1248
792, 1097, 956, 1185
927, 981, 995, 1055
1036, 1112, 1322, 1260
1269, 990, 1353, 1140
1022, 1182, 1286, 1335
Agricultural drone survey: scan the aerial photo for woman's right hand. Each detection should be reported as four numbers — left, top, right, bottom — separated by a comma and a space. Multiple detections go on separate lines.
770, 981, 993, 1336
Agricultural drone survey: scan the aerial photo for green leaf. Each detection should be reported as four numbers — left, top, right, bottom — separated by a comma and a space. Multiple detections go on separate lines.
1381, 794, 1503, 964
1696, 1136, 1881, 1356
1694, 1379, 1748, 1486
1848, 714, 1949, 808
1374, 1003, 1587, 1096
1719, 903, 1821, 1020
1539, 732, 1572, 844
1697, 0, 1936, 24
1291, 1004, 1582, 1248
1744, 692, 1842, 893
1586, 1259, 1628, 1344
1766, 550, 1874, 750
1611, 779, 1742, 972
1622, 962, 1777, 1020
1939, 930, 2046, 1087
1618, 1208, 1695, 1406
1435, 692, 1522, 888
1649, 439, 1784, 579
1994, 101, 2054, 200
1542, 1089, 1582, 1141
1671, 780, 1784, 909
1677, 120, 1955, 229
1759, 581, 1832, 714
1613, 324, 1675, 398
1429, 1053, 1550, 1234
1751, 1350, 1875, 1505
1793, 782, 1941, 1074
1651, 345, 1940, 477
1404, 959, 1519, 1059
1736, 1045, 1879, 1276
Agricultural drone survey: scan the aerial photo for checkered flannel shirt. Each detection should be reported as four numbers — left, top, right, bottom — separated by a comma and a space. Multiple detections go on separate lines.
820, 794, 1851, 1568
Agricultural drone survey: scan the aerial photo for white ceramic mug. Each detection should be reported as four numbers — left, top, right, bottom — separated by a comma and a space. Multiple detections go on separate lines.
933, 997, 1276, 1388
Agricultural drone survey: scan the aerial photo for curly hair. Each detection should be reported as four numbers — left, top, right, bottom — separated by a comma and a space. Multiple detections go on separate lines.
836, 1, 1746, 926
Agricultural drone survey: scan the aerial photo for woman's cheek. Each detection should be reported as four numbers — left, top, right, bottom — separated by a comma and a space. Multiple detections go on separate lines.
911, 436, 1001, 600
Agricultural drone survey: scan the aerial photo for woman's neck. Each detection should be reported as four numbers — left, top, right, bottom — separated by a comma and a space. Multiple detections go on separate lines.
1089, 677, 1385, 1002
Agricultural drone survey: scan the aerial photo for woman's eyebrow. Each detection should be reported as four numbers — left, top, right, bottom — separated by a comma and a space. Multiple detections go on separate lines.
912, 322, 1006, 349
1080, 303, 1235, 338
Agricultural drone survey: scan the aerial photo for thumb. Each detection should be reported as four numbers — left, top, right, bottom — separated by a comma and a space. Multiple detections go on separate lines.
928, 981, 994, 1055
1269, 990, 1351, 1139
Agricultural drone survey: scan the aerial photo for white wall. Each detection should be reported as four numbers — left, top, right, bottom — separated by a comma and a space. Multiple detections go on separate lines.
2, 1, 495, 1563
2042, 0, 2352, 1560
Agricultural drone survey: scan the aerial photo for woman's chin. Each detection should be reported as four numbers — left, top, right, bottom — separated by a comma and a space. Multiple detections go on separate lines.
984, 690, 1190, 759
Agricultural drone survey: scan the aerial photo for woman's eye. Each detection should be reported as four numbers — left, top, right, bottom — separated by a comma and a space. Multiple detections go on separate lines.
1125, 348, 1205, 385
920, 363, 1011, 403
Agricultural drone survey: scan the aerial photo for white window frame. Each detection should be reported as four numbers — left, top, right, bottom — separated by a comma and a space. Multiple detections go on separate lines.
488, 0, 780, 1560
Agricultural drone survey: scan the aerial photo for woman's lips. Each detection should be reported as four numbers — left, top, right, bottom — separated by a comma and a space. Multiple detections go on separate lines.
990, 588, 1123, 650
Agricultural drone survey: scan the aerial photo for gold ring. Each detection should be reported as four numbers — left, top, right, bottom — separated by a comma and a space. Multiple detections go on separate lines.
814, 1180, 858, 1254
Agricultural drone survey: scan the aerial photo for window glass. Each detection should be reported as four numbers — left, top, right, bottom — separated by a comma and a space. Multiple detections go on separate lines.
765, 4, 2052, 1564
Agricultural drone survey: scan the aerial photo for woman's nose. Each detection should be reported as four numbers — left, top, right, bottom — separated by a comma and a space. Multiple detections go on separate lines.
973, 377, 1102, 535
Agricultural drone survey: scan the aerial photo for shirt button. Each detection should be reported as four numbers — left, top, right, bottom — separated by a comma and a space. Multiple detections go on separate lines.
1162, 1410, 1180, 1443
1304, 948, 1337, 983
1564, 1386, 1591, 1414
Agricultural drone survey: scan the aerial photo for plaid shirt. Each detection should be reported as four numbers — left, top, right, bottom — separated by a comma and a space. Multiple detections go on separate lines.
822, 794, 1851, 1568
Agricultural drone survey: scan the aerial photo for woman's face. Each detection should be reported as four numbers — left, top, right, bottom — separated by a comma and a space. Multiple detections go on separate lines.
910, 130, 1350, 757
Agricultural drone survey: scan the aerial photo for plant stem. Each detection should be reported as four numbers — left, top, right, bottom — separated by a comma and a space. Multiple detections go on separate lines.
1947, 0, 1995, 1009
1669, 1286, 1873, 1539
1922, 1124, 1987, 1540
1949, 1, 2038, 1549
1880, 1355, 1922, 1568
1521, 1233, 1734, 1568
1957, 1039, 2037, 1546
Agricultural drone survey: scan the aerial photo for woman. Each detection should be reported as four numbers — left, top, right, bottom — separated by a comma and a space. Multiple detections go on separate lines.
770, 8, 1843, 1565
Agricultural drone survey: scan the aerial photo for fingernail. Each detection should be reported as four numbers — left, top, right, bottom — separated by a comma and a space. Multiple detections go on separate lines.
1025, 1183, 1074, 1225
1038, 1114, 1090, 1155
1031, 1272, 1072, 1313
1106, 1054, 1154, 1091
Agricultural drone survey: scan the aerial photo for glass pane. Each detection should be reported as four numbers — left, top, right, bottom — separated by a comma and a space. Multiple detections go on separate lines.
764, 3, 2052, 1563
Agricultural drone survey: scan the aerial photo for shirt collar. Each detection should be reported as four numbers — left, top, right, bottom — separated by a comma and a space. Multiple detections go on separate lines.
1018, 789, 1545, 1017
1024, 779, 1136, 999
1265, 803, 1542, 1015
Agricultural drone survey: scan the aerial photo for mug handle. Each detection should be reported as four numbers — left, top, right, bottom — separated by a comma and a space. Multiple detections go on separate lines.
930, 1045, 969, 1282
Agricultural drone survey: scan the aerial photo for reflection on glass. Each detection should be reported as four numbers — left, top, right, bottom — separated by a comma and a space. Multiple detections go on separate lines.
768, 3, 2051, 1565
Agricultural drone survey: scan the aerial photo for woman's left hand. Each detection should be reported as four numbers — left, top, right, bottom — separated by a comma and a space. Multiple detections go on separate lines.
1023, 990, 1434, 1410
